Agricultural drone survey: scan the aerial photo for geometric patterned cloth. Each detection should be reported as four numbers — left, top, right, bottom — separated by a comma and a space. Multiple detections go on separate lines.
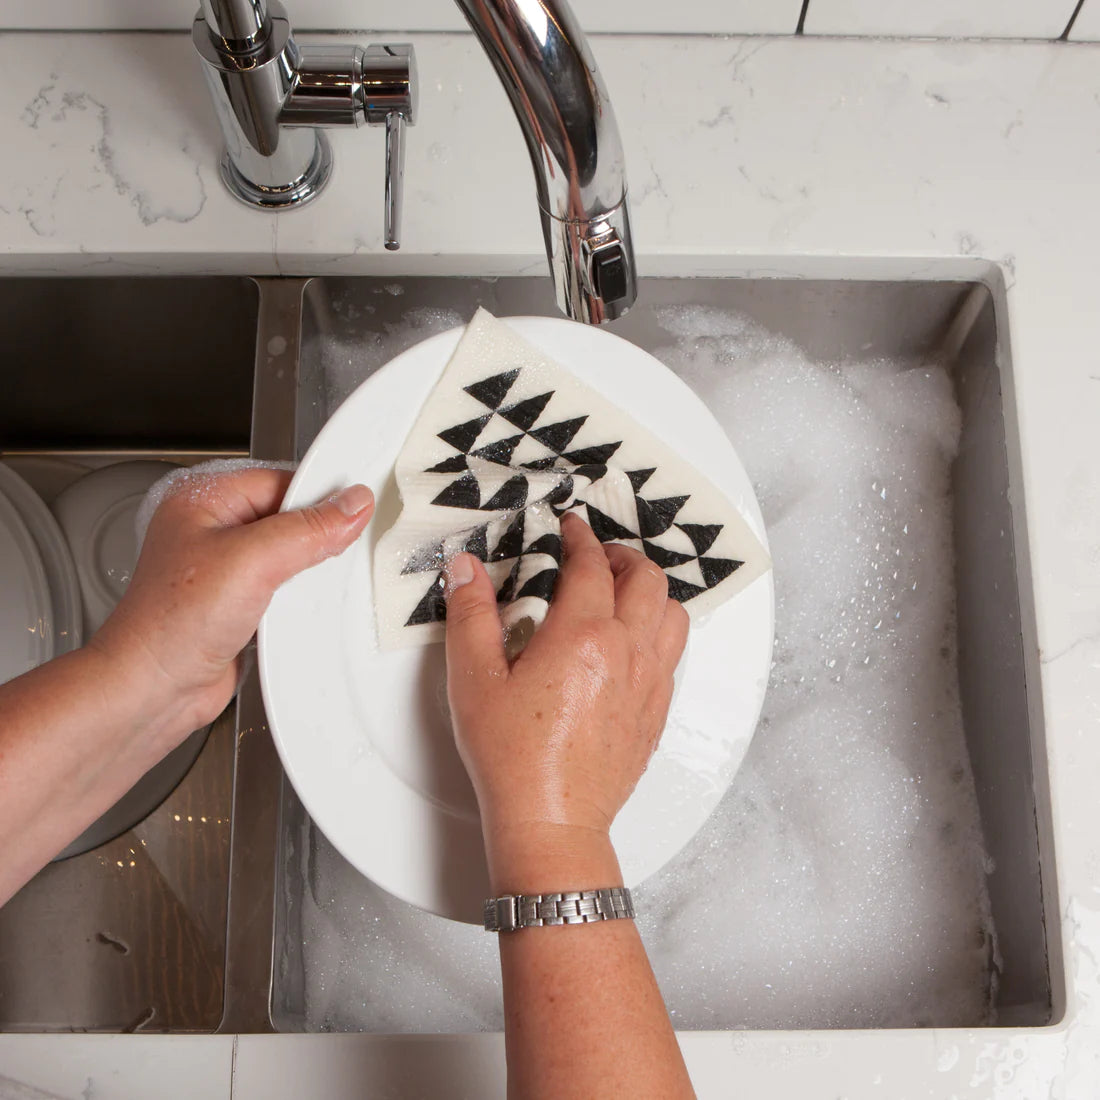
373, 309, 770, 653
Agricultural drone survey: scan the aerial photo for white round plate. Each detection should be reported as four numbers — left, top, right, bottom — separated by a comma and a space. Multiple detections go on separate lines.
259, 317, 775, 923
0, 463, 82, 657
51, 460, 180, 636
2, 455, 88, 505
0, 486, 53, 685
45, 458, 207, 859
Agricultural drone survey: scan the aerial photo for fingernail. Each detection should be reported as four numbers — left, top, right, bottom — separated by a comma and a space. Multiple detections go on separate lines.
334, 484, 374, 517
444, 552, 475, 595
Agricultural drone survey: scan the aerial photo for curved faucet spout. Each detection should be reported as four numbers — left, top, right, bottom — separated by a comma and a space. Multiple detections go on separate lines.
454, 0, 637, 323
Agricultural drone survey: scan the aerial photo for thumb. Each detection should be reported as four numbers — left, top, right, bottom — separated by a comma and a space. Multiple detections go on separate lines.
444, 553, 508, 682
229, 483, 375, 591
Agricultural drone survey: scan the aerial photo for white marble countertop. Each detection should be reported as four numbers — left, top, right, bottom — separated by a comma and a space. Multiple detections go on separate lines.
1, 28, 1099, 1100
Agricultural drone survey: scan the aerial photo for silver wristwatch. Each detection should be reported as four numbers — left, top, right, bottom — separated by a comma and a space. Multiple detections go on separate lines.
483, 887, 635, 932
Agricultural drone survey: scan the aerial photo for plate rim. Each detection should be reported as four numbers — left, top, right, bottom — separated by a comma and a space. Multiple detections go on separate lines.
259, 316, 775, 922
0, 482, 54, 681
0, 461, 83, 656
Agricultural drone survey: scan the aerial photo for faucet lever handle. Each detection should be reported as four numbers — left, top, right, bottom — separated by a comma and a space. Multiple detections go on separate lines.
361, 43, 417, 252
383, 110, 406, 251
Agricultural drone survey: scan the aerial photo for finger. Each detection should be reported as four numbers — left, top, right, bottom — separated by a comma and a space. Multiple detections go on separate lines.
603, 542, 669, 642
546, 511, 615, 622
654, 596, 690, 671
213, 467, 296, 524
443, 553, 508, 681
153, 467, 296, 530
226, 483, 375, 590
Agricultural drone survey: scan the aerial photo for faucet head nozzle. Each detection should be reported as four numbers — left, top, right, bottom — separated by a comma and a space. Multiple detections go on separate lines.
544, 197, 637, 324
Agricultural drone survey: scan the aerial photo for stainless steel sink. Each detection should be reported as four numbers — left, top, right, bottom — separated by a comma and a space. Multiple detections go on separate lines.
0, 276, 257, 1032
0, 274, 1059, 1034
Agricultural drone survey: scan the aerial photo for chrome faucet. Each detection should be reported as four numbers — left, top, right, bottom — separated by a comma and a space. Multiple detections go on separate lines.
192, 0, 636, 322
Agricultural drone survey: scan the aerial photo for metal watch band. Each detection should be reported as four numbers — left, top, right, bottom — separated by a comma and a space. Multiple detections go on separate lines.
483, 887, 635, 932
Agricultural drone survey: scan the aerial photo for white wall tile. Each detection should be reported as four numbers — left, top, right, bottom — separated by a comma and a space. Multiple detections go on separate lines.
1069, 0, 1100, 39
803, 0, 1078, 39
8, 0, 804, 34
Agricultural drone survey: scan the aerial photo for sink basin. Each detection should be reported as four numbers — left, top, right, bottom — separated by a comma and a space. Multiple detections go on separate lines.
0, 272, 1059, 1034
0, 276, 257, 1033
271, 276, 1058, 1033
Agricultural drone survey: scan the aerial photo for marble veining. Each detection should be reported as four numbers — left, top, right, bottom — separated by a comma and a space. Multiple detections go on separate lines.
0, 26, 1099, 1100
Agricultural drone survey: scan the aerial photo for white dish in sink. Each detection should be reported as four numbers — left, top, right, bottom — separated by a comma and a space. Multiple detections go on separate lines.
0, 484, 53, 685
0, 462, 82, 658
259, 316, 775, 923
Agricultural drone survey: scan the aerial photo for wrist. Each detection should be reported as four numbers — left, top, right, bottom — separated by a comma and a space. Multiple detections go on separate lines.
482, 820, 623, 897
81, 635, 202, 766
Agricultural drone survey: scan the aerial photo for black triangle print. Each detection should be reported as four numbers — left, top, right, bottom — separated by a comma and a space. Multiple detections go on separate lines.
542, 476, 576, 509
667, 575, 707, 604
525, 532, 563, 562
516, 568, 559, 603
490, 512, 525, 561
529, 416, 587, 455
496, 559, 522, 603
500, 392, 553, 431
401, 539, 444, 575
570, 463, 608, 484
635, 495, 690, 539
462, 525, 490, 562
471, 433, 524, 466
699, 556, 743, 589
520, 457, 560, 471
480, 474, 529, 512
406, 574, 447, 625
438, 414, 492, 454
431, 472, 482, 509
426, 453, 469, 474
563, 441, 622, 466
464, 369, 520, 410
641, 540, 696, 569
626, 468, 656, 493
676, 522, 723, 555
585, 503, 639, 543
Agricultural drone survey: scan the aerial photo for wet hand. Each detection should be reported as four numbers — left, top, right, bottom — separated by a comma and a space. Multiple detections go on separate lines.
443, 513, 689, 887
91, 467, 374, 753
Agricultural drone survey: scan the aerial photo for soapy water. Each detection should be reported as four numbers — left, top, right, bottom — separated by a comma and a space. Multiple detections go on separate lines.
281, 304, 996, 1032
134, 458, 298, 548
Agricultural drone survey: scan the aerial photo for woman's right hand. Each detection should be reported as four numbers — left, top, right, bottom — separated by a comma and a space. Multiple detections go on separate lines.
443, 512, 689, 891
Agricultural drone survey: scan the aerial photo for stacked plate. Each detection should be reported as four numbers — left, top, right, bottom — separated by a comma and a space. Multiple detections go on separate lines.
0, 458, 210, 859
0, 461, 83, 686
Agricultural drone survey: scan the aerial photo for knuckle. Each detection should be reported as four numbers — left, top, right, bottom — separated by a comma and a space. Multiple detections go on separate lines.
298, 504, 337, 544
445, 592, 496, 631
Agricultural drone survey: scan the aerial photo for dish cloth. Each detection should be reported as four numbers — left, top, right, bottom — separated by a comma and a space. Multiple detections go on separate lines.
374, 309, 770, 653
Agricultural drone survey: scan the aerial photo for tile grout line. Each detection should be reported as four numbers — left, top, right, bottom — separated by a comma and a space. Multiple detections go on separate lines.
1061, 0, 1087, 40
229, 1034, 238, 1100
795, 0, 812, 35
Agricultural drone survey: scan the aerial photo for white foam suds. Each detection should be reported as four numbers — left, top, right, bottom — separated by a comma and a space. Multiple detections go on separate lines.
134, 458, 298, 548
287, 306, 996, 1033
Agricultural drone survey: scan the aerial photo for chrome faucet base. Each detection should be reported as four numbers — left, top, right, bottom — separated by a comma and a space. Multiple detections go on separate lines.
194, 2, 414, 240
194, 0, 637, 321
219, 132, 333, 210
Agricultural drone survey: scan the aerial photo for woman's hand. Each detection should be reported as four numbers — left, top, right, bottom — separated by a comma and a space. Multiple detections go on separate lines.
445, 513, 696, 1100
443, 512, 688, 891
92, 467, 374, 755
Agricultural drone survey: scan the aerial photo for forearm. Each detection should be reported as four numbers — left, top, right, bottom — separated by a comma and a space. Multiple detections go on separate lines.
0, 645, 181, 905
487, 829, 695, 1100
